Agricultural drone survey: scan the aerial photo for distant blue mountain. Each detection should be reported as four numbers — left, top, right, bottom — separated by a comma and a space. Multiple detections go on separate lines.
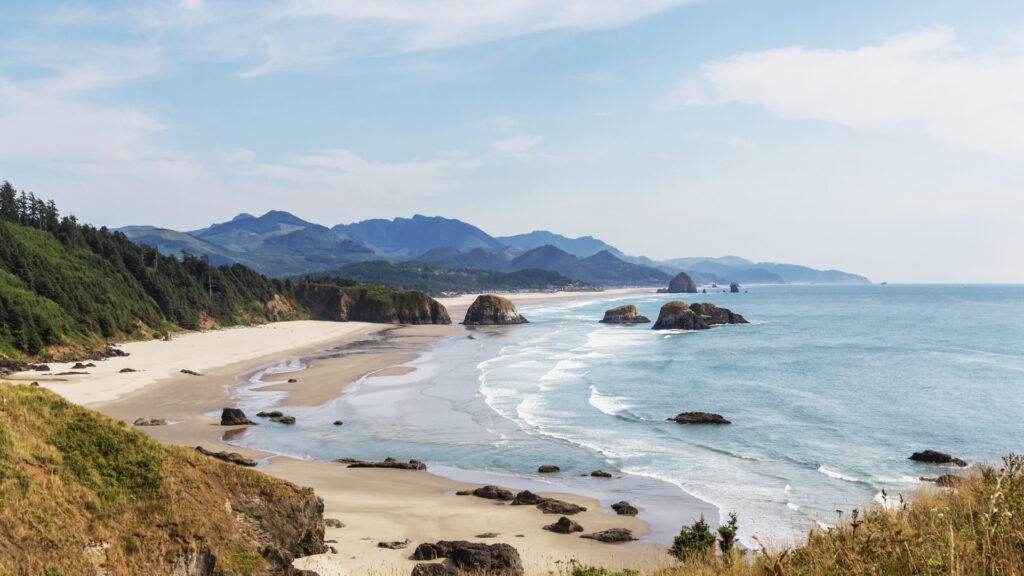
498, 230, 623, 258
333, 215, 504, 256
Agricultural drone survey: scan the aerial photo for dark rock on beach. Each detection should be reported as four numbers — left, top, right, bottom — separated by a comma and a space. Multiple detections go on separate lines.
472, 485, 515, 501
336, 457, 426, 470
659, 272, 697, 294
412, 564, 457, 576
119, 368, 137, 373
325, 518, 345, 528
333, 420, 344, 426
476, 532, 499, 538
668, 412, 732, 425
611, 501, 639, 516
544, 516, 584, 534
377, 539, 409, 549
511, 490, 549, 506
220, 407, 256, 426
413, 541, 523, 575
538, 464, 560, 473
194, 446, 257, 467
258, 410, 284, 418
180, 369, 202, 376
463, 294, 529, 325
288, 378, 299, 383
599, 305, 651, 324
580, 528, 637, 543
910, 450, 967, 467
537, 499, 587, 515
591, 470, 612, 478
271, 415, 296, 425
133, 417, 167, 426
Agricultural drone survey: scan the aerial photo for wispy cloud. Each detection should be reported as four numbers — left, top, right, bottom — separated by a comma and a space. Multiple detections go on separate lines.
672, 27, 1024, 159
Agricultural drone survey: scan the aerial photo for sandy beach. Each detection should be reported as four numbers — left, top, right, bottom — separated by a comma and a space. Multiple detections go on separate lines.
13, 289, 679, 575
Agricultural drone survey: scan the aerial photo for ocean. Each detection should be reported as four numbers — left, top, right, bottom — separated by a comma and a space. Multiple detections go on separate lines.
227, 284, 1024, 547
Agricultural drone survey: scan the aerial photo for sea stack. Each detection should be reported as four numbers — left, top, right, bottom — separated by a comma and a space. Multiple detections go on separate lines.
660, 272, 697, 293
463, 294, 529, 325
652, 301, 748, 330
599, 305, 650, 324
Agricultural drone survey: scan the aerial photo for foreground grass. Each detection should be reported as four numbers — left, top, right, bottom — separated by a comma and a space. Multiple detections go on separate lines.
565, 454, 1024, 576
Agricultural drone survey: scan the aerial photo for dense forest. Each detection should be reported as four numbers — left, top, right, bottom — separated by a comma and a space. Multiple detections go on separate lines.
308, 260, 593, 295
0, 181, 448, 359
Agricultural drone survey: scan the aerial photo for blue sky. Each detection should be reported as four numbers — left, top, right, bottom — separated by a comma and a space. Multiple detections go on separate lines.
1, 0, 1022, 282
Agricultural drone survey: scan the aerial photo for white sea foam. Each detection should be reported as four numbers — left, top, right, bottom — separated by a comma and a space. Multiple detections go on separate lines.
588, 385, 632, 416
818, 466, 860, 483
787, 502, 800, 511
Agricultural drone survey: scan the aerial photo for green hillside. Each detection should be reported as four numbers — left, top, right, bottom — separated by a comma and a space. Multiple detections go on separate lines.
0, 382, 325, 574
0, 180, 450, 360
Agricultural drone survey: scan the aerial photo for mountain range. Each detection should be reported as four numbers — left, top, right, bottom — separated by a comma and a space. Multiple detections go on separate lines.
120, 210, 870, 289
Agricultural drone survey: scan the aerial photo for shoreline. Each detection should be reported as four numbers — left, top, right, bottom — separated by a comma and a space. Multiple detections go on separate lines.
15, 289, 693, 574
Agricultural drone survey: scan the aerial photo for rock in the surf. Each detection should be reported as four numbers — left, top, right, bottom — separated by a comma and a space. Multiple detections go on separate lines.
667, 412, 731, 425
909, 450, 967, 467
652, 301, 747, 330
599, 305, 651, 324
611, 501, 639, 516
462, 295, 528, 325
220, 407, 256, 426
591, 470, 612, 478
538, 464, 560, 473
659, 272, 697, 294
688, 302, 748, 325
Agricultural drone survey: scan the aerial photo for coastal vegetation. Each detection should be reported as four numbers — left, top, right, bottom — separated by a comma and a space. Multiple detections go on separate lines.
567, 455, 1024, 575
0, 383, 325, 574
305, 260, 592, 296
0, 180, 451, 360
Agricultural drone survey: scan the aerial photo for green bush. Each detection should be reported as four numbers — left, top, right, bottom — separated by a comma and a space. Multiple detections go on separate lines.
670, 515, 716, 561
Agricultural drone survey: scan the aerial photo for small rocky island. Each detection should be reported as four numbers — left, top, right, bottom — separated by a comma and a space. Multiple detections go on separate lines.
668, 412, 731, 424
599, 304, 650, 324
463, 294, 529, 325
652, 301, 748, 330
658, 271, 698, 294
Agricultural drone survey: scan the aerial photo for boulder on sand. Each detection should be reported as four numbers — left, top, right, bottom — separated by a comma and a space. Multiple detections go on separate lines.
667, 412, 731, 425
220, 407, 256, 426
412, 564, 456, 576
581, 528, 637, 543
909, 450, 967, 467
537, 499, 587, 515
472, 485, 515, 501
543, 516, 584, 534
511, 490, 549, 506
462, 295, 528, 326
412, 541, 523, 575
599, 305, 650, 324
659, 272, 697, 294
133, 418, 167, 426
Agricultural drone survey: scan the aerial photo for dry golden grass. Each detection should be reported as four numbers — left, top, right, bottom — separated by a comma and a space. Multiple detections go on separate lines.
0, 382, 320, 575
561, 455, 1024, 576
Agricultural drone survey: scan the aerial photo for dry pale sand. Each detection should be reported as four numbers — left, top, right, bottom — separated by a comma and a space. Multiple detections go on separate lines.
18, 290, 677, 574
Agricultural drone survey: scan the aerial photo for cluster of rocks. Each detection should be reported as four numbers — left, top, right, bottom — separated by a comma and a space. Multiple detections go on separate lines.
71, 362, 96, 370
335, 457, 427, 470
611, 501, 638, 516
651, 301, 748, 330
257, 410, 296, 425
462, 295, 529, 325
458, 486, 589, 516
412, 541, 523, 576
194, 445, 257, 467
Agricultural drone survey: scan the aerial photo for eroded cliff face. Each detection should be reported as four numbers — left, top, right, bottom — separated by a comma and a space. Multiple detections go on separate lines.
296, 283, 451, 324
0, 384, 326, 576
462, 294, 528, 325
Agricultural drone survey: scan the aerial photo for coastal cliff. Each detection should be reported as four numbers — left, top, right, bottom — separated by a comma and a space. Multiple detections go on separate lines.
295, 282, 451, 324
0, 383, 325, 575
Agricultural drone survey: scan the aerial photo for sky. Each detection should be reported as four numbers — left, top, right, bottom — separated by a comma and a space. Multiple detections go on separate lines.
1, 1, 1023, 283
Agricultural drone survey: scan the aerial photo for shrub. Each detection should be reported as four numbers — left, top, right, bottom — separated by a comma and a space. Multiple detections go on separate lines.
670, 515, 716, 561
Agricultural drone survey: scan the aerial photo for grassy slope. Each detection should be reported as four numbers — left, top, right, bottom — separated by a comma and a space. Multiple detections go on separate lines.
569, 456, 1024, 576
0, 383, 322, 575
